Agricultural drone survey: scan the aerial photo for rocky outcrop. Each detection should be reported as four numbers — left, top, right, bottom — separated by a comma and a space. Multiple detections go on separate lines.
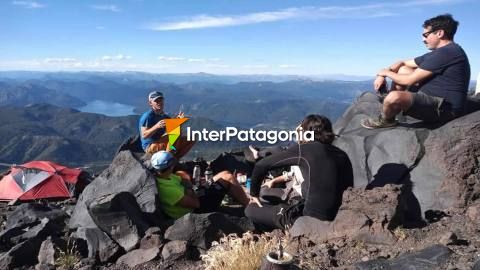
0, 217, 62, 269
290, 185, 402, 245
87, 192, 151, 252
164, 213, 255, 249
3, 203, 66, 232
355, 244, 452, 269
116, 246, 160, 268
333, 92, 480, 215
69, 150, 161, 229
72, 227, 122, 263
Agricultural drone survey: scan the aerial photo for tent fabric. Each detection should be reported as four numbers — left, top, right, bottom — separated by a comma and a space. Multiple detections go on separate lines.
0, 161, 82, 201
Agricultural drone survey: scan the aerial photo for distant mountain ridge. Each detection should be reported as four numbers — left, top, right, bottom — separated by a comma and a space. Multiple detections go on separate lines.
0, 83, 85, 108
0, 104, 251, 168
0, 73, 370, 129
0, 71, 372, 83
0, 104, 137, 167
0, 72, 377, 167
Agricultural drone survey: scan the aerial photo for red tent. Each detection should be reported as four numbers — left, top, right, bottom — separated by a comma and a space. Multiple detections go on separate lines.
0, 161, 84, 201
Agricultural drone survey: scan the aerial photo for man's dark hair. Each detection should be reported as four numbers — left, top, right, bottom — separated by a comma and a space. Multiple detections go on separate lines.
300, 114, 335, 144
423, 14, 459, 40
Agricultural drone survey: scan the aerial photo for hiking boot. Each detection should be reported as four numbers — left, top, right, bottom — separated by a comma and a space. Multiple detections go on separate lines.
361, 115, 398, 129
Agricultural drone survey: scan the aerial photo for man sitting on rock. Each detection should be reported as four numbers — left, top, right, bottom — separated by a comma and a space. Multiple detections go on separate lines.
151, 151, 250, 219
245, 115, 354, 230
138, 90, 195, 158
362, 14, 471, 129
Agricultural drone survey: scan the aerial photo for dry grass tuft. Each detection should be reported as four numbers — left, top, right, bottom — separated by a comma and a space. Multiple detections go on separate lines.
393, 227, 408, 241
55, 238, 80, 270
201, 232, 285, 270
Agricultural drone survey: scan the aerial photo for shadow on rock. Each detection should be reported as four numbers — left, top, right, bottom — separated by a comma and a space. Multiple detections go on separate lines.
367, 163, 425, 228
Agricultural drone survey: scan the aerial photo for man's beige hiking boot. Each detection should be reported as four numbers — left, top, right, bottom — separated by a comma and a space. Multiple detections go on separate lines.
361, 115, 398, 129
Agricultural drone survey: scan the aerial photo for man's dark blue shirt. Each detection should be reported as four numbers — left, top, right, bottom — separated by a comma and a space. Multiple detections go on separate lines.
415, 42, 471, 113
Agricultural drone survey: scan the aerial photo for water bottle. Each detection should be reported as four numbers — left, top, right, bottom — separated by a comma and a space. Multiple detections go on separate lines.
204, 165, 213, 186
246, 178, 251, 193
193, 165, 201, 189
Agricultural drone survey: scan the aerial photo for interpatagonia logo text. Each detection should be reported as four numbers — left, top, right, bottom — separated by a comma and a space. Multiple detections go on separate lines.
186, 127, 314, 144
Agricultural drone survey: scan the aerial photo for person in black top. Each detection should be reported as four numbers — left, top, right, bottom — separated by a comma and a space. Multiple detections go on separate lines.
245, 115, 354, 230
362, 14, 471, 129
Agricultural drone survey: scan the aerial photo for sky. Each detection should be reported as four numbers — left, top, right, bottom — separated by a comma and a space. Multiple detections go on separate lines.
1, 0, 479, 77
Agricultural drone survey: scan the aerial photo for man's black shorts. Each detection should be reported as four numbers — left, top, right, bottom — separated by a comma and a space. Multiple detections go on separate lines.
195, 182, 227, 213
405, 91, 457, 123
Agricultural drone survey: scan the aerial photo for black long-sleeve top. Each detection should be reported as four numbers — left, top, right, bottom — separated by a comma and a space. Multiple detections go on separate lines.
250, 141, 354, 221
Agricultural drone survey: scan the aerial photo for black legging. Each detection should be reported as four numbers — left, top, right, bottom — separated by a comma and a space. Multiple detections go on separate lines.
244, 203, 287, 230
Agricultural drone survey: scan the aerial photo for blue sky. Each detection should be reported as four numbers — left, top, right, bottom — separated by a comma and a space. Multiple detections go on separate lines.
1, 0, 479, 77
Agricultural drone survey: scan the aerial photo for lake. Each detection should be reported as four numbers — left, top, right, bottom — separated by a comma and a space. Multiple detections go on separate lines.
78, 100, 137, 116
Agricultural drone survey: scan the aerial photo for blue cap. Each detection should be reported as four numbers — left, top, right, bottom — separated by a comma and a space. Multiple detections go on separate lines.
151, 151, 175, 171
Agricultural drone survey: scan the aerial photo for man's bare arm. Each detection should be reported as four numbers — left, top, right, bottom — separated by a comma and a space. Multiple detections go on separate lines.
378, 67, 432, 86
387, 59, 418, 72
141, 120, 166, 139
374, 59, 418, 91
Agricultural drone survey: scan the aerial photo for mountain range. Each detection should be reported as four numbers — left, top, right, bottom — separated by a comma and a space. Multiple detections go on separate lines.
0, 71, 378, 168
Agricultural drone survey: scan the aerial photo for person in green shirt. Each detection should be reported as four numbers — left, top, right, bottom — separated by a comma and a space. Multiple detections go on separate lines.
151, 151, 250, 219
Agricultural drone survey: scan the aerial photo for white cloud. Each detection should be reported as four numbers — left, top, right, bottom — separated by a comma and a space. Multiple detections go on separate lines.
158, 56, 185, 62
206, 64, 230, 68
39, 58, 83, 68
91, 5, 121, 12
101, 54, 132, 61
157, 56, 221, 64
243, 64, 269, 69
147, 0, 463, 31
0, 59, 173, 72
44, 58, 78, 64
279, 64, 297, 69
12, 1, 45, 9
187, 58, 206, 63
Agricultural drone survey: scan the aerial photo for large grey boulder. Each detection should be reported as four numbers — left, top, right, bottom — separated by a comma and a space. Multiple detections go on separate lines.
72, 227, 122, 263
164, 213, 255, 249
333, 92, 480, 215
69, 150, 160, 229
87, 192, 151, 252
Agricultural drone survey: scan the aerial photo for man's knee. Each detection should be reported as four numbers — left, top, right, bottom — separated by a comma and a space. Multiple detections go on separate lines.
391, 66, 415, 91
214, 171, 233, 182
384, 92, 412, 110
398, 65, 414, 75
146, 142, 167, 154
214, 171, 235, 190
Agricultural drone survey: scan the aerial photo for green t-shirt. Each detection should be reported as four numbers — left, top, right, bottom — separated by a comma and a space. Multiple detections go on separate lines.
156, 174, 193, 219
